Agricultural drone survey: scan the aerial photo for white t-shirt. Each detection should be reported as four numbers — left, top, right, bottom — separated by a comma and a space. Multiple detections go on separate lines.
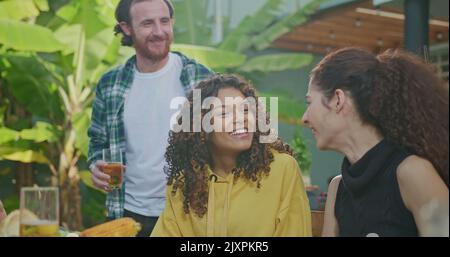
123, 53, 185, 217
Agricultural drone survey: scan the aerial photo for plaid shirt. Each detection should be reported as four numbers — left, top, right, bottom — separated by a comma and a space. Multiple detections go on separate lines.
87, 52, 214, 219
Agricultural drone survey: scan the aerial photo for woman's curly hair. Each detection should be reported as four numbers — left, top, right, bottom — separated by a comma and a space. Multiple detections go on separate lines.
311, 47, 449, 187
165, 74, 294, 217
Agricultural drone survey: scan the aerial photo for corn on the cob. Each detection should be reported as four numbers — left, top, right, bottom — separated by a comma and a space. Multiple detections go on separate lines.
80, 217, 141, 237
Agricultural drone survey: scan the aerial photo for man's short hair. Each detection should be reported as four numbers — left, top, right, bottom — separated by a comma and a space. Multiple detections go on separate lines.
114, 0, 175, 46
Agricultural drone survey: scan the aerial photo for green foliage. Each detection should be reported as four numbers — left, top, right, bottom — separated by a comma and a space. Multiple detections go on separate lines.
219, 16, 255, 52
252, 0, 327, 50
220, 0, 326, 52
172, 0, 213, 45
0, 149, 50, 164
0, 0, 42, 21
0, 19, 66, 52
0, 0, 123, 162
33, 0, 50, 12
291, 129, 312, 177
0, 122, 61, 164
0, 53, 65, 121
172, 0, 324, 76
0, 139, 51, 164
239, 53, 314, 73
0, 127, 17, 145
0, 104, 6, 127
2, 195, 19, 214
0, 0, 122, 228
56, 0, 109, 39
19, 122, 61, 143
80, 182, 107, 228
219, 0, 285, 52
172, 44, 246, 69
79, 170, 107, 227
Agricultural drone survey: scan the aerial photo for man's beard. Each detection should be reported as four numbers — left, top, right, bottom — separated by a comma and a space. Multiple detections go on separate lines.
132, 33, 172, 62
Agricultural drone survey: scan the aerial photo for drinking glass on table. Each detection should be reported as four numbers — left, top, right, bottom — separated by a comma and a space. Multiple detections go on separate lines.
102, 148, 124, 190
20, 187, 59, 237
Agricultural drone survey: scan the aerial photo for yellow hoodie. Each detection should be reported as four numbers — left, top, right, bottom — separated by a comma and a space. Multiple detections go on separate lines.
151, 151, 312, 237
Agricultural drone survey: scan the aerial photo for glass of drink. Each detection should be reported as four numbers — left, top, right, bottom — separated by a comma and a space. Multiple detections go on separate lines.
20, 187, 59, 237
102, 148, 124, 189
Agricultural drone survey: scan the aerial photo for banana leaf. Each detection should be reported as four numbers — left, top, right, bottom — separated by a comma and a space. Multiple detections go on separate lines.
0, 19, 66, 52
252, 0, 326, 50
219, 0, 284, 52
172, 44, 246, 69
172, 0, 213, 45
0, 53, 65, 121
0, 145, 50, 164
56, 0, 109, 39
239, 53, 314, 73
0, 0, 41, 21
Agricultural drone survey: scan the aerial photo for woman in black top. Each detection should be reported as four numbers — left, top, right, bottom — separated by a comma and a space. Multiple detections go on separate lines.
301, 47, 449, 237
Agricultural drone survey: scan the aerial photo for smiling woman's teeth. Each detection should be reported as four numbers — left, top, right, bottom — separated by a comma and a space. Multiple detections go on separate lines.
230, 129, 248, 136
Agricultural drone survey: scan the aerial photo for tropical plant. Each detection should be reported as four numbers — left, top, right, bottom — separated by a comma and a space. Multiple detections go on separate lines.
291, 128, 312, 178
0, 0, 125, 230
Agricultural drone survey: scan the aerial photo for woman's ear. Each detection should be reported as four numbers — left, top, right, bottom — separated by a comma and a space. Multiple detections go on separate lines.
334, 89, 347, 113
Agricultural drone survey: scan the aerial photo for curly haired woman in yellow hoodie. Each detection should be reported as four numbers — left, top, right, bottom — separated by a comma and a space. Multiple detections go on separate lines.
151, 74, 311, 237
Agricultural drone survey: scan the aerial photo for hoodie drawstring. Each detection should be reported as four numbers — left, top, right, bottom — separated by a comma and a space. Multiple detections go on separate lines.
220, 180, 233, 236
206, 174, 217, 237
206, 173, 233, 237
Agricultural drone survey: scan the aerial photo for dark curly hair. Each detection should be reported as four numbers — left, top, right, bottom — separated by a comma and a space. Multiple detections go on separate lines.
114, 0, 175, 46
165, 74, 295, 217
311, 47, 449, 187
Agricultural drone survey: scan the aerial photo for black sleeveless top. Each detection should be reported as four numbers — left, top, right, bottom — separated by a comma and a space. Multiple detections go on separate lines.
335, 139, 418, 237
